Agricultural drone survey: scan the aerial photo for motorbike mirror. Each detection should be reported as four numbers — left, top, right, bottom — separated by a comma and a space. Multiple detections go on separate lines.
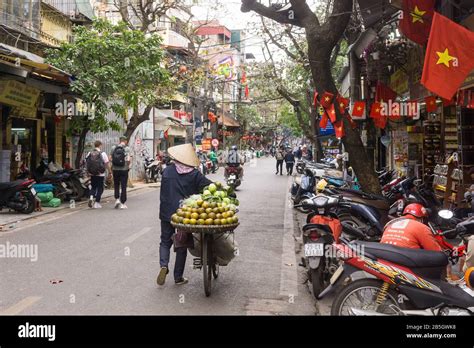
438, 210, 454, 220
465, 267, 474, 290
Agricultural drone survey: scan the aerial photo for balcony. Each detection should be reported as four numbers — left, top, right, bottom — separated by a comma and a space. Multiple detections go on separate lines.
161, 28, 190, 50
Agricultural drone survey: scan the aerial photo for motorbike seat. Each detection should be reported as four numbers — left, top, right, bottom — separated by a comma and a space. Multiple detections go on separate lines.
0, 180, 24, 190
302, 223, 332, 235
354, 241, 448, 268
42, 173, 68, 181
338, 188, 386, 201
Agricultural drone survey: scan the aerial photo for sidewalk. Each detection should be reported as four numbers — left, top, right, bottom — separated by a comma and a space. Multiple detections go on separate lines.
0, 181, 159, 231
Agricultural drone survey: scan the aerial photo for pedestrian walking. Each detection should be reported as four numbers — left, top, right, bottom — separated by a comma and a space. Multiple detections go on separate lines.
110, 136, 132, 209
284, 150, 295, 176
86, 140, 111, 209
157, 144, 212, 286
275, 146, 284, 175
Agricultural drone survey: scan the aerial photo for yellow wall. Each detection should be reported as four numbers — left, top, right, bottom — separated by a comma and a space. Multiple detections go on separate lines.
40, 4, 72, 47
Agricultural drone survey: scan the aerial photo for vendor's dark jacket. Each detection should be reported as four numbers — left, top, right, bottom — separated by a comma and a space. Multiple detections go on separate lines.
160, 164, 212, 222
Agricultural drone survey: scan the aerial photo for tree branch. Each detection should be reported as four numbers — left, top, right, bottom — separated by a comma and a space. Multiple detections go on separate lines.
261, 18, 299, 61
241, 0, 303, 27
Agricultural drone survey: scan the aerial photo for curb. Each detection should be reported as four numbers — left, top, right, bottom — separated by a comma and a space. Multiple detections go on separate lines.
0, 183, 159, 230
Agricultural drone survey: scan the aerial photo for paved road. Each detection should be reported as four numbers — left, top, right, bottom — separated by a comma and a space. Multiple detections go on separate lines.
0, 158, 316, 315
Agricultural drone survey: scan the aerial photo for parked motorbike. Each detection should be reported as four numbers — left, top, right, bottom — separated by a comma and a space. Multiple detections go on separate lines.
297, 195, 343, 297
225, 165, 242, 189
143, 155, 161, 183
0, 179, 37, 214
32, 160, 77, 201
325, 215, 474, 316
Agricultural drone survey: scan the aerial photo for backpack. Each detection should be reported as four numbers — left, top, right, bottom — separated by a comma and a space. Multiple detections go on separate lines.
86, 150, 106, 175
112, 145, 126, 167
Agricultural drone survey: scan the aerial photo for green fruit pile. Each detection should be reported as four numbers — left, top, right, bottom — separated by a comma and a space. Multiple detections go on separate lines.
171, 182, 239, 226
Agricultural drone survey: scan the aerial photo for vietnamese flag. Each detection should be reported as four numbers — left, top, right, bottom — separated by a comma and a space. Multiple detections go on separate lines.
320, 91, 334, 109
351, 101, 366, 118
327, 104, 337, 123
319, 113, 329, 129
425, 96, 438, 112
345, 114, 357, 129
374, 117, 387, 129
421, 12, 474, 100
398, 0, 435, 45
313, 91, 319, 107
333, 120, 345, 138
337, 96, 350, 114
375, 82, 397, 103
370, 102, 382, 118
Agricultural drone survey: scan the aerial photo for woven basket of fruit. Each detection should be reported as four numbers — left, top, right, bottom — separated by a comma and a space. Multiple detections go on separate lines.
170, 222, 239, 234
170, 182, 240, 233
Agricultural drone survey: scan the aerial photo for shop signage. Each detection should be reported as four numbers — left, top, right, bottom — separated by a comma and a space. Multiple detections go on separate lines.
0, 80, 40, 109
173, 110, 192, 122
390, 69, 409, 95
202, 138, 212, 151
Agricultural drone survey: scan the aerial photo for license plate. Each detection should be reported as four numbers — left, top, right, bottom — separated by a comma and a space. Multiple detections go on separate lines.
30, 188, 36, 195
61, 182, 67, 188
230, 175, 236, 179
304, 243, 324, 257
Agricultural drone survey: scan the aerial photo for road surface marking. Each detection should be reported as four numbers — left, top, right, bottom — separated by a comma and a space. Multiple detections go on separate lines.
122, 227, 152, 244
280, 177, 299, 297
0, 296, 41, 315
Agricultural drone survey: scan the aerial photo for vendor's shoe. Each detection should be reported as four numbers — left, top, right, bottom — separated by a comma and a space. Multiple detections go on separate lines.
114, 199, 121, 209
157, 267, 169, 286
175, 278, 189, 285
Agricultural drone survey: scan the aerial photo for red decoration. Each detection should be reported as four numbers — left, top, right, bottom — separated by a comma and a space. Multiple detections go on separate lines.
320, 91, 334, 109
425, 96, 438, 112
351, 101, 366, 118
370, 102, 382, 118
333, 120, 345, 138
327, 104, 337, 123
398, 0, 435, 45
345, 114, 357, 129
179, 65, 188, 73
421, 13, 474, 100
313, 91, 319, 107
337, 96, 350, 114
375, 82, 397, 103
319, 113, 329, 129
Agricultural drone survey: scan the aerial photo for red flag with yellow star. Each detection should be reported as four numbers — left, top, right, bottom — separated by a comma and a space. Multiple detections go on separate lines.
425, 96, 437, 112
320, 91, 334, 109
398, 0, 435, 45
337, 96, 350, 114
421, 12, 474, 100
351, 101, 366, 118
327, 104, 337, 123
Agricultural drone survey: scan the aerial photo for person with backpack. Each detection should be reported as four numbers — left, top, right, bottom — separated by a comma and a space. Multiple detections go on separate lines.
86, 140, 111, 209
110, 136, 132, 209
275, 146, 284, 175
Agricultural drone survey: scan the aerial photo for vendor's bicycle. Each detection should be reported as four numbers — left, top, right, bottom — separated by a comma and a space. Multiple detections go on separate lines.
171, 223, 239, 297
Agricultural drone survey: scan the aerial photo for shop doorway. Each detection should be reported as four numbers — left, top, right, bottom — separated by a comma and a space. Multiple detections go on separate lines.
11, 118, 37, 176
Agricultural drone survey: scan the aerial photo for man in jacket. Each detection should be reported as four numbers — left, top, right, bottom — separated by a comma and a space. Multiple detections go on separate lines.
284, 150, 295, 176
157, 144, 212, 286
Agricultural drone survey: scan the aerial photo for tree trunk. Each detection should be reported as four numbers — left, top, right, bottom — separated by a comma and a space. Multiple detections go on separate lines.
75, 127, 90, 169
124, 106, 153, 141
308, 44, 381, 194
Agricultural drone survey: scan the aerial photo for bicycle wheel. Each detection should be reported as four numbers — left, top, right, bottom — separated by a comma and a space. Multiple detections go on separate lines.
202, 234, 213, 297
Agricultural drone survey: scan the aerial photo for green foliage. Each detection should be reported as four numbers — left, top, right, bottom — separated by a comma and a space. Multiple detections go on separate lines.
45, 19, 171, 135
278, 103, 305, 137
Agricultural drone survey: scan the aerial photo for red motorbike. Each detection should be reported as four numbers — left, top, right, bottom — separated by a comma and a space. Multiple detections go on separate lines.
320, 216, 474, 316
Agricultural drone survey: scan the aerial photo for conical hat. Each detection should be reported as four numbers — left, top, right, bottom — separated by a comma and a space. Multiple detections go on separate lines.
168, 143, 200, 167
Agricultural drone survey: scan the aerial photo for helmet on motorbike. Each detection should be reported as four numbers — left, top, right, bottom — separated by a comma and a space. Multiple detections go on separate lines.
466, 267, 474, 290
402, 203, 428, 218
231, 145, 238, 151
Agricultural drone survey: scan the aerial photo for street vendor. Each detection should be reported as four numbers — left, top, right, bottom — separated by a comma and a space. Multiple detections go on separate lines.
157, 143, 213, 286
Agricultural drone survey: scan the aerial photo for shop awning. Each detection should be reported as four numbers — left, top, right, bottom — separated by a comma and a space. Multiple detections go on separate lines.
170, 93, 188, 104
0, 43, 71, 84
219, 115, 240, 128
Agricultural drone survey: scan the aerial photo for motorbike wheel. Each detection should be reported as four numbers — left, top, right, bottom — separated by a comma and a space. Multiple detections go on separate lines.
331, 279, 407, 316
16, 191, 36, 214
65, 178, 84, 201
309, 265, 326, 298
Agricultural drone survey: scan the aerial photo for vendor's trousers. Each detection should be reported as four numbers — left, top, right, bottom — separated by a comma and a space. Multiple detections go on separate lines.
159, 221, 187, 281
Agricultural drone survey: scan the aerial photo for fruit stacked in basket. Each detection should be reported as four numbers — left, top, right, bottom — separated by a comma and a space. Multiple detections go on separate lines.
171, 182, 239, 227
